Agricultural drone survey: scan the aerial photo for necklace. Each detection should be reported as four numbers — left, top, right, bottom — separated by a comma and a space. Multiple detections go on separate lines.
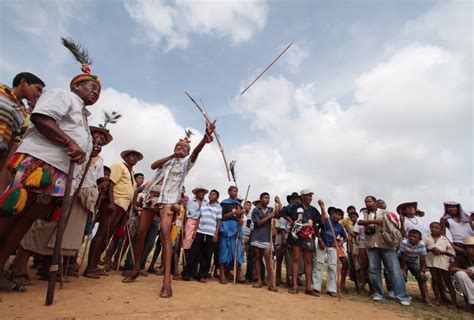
407, 216, 418, 225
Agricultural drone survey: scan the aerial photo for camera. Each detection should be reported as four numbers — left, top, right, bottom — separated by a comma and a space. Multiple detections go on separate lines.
365, 225, 376, 235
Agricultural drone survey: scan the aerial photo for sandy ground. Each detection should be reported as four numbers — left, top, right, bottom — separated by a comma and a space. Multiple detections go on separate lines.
0, 270, 414, 320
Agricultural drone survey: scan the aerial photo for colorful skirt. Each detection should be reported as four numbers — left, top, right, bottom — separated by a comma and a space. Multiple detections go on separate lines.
0, 153, 67, 216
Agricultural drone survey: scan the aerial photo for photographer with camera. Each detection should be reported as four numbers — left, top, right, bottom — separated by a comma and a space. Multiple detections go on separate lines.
358, 196, 410, 306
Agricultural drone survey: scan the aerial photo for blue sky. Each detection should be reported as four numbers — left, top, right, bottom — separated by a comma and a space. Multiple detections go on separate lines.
1, 0, 472, 219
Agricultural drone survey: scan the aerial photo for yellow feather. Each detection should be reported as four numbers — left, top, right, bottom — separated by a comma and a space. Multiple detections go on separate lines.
24, 167, 43, 188
14, 188, 27, 212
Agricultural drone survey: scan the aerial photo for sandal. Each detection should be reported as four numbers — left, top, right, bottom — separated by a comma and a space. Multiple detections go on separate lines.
268, 286, 278, 292
305, 289, 320, 297
11, 273, 31, 286
219, 278, 227, 285
288, 288, 299, 294
122, 272, 139, 283
159, 286, 173, 298
252, 283, 263, 288
0, 280, 25, 292
83, 269, 101, 279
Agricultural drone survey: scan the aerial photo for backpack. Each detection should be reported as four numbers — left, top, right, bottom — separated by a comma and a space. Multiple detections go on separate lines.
381, 211, 403, 247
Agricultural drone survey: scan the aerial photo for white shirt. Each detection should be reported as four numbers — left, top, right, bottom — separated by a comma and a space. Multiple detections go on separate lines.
18, 89, 92, 175
158, 157, 194, 204
403, 216, 430, 238
80, 156, 104, 189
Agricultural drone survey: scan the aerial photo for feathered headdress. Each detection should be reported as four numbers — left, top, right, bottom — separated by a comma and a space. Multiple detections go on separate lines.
62, 37, 100, 89
175, 129, 193, 152
230, 160, 237, 184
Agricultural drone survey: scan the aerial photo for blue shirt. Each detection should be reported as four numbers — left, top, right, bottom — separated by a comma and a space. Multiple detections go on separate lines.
399, 239, 427, 262
320, 220, 347, 247
197, 201, 222, 236
187, 197, 204, 219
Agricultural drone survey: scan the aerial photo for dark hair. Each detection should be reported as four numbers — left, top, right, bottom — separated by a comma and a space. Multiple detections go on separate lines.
365, 195, 377, 202
12, 72, 45, 87
134, 173, 144, 179
408, 229, 422, 238
260, 192, 270, 199
210, 189, 220, 198
359, 207, 367, 213
228, 185, 238, 192
103, 166, 111, 174
347, 205, 356, 211
245, 200, 252, 205
429, 221, 441, 227
333, 208, 344, 216
376, 199, 385, 203
328, 206, 336, 214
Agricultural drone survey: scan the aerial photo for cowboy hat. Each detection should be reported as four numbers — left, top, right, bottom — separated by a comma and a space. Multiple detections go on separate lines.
396, 202, 425, 217
192, 186, 209, 195
286, 192, 300, 203
299, 189, 314, 196
462, 236, 474, 246
120, 149, 144, 161
89, 126, 113, 146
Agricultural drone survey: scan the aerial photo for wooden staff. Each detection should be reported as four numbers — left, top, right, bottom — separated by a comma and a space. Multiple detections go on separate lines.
233, 185, 250, 284
45, 162, 75, 305
240, 43, 293, 95
184, 91, 231, 181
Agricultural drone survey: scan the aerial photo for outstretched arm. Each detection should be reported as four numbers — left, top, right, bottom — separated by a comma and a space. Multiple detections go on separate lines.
190, 121, 216, 163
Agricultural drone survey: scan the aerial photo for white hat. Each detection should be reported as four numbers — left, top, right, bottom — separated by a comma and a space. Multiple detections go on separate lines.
299, 189, 314, 196
192, 186, 209, 195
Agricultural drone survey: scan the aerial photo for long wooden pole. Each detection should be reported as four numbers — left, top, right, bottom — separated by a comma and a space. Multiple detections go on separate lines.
240, 43, 293, 95
45, 162, 75, 305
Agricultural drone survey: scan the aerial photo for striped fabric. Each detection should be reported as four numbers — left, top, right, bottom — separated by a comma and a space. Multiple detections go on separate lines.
0, 84, 27, 152
197, 201, 222, 236
399, 239, 427, 262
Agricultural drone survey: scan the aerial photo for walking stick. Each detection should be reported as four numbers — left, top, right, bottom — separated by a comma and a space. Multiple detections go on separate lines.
233, 185, 250, 284
45, 162, 75, 305
269, 202, 279, 288
126, 224, 136, 266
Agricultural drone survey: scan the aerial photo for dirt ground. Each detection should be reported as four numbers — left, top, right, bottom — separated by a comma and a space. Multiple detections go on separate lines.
0, 270, 416, 320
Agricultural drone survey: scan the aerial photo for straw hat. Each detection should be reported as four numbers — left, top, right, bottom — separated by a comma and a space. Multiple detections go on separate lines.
192, 186, 209, 195
120, 149, 143, 161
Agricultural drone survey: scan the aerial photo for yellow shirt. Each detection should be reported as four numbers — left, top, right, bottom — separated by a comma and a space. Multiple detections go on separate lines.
110, 162, 135, 211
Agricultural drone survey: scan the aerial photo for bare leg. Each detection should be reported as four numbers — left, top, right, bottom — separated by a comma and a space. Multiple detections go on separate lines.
159, 205, 174, 297
254, 247, 262, 287
124, 209, 154, 280
263, 248, 276, 290
291, 246, 302, 292
359, 248, 369, 293
0, 196, 48, 287
441, 269, 458, 307
173, 234, 181, 276
85, 205, 123, 273
340, 256, 349, 291
148, 234, 161, 272
276, 246, 283, 286
303, 249, 313, 292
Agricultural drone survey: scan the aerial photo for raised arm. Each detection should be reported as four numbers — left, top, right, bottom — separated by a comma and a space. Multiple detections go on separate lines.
190, 121, 216, 163
150, 154, 174, 170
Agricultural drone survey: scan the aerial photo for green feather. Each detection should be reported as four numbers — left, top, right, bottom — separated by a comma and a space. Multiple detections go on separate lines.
61, 37, 93, 65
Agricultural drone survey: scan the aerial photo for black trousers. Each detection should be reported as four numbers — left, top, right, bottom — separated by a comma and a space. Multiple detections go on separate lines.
182, 232, 214, 280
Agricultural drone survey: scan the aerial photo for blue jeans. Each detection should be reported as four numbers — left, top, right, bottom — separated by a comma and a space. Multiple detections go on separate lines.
368, 248, 410, 302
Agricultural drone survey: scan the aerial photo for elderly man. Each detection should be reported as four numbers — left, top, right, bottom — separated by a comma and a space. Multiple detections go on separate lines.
84, 149, 143, 278
9, 126, 112, 284
0, 61, 100, 291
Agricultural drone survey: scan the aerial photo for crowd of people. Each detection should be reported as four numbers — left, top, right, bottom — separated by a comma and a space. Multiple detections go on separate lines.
0, 48, 473, 311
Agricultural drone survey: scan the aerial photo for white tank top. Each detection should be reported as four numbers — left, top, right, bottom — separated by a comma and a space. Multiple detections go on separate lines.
447, 217, 474, 243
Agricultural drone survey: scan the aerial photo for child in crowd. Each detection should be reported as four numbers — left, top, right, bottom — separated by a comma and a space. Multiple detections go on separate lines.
425, 222, 457, 307
313, 208, 347, 297
399, 229, 432, 306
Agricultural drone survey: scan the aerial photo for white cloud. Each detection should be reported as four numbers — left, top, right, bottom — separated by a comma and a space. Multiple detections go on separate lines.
124, 0, 268, 51
283, 43, 310, 72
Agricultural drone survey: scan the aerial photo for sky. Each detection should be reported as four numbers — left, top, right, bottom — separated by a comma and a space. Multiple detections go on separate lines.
0, 0, 472, 220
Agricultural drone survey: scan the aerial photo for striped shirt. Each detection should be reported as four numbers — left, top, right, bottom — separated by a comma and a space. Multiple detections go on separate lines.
197, 201, 222, 236
399, 239, 427, 262
0, 84, 27, 153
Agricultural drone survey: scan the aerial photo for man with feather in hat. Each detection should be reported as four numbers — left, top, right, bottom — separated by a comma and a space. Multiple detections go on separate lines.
9, 126, 112, 285
0, 37, 100, 291
122, 123, 215, 299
